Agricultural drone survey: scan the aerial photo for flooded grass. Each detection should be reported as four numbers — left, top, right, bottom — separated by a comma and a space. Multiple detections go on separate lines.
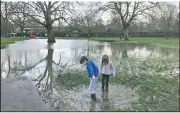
1, 39, 179, 111
53, 56, 179, 111
56, 36, 179, 48
56, 70, 89, 89
90, 37, 179, 48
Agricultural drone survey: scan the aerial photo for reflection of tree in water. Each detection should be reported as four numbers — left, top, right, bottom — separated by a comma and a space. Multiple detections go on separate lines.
32, 44, 70, 93
111, 43, 158, 58
86, 41, 105, 60
87, 40, 90, 57
122, 44, 128, 58
34, 48, 54, 92
1, 50, 27, 78
1, 44, 72, 108
1, 49, 45, 78
7, 54, 11, 78
1, 55, 11, 79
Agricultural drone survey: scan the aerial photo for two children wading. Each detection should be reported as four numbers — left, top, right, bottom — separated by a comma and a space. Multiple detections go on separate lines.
80, 54, 115, 101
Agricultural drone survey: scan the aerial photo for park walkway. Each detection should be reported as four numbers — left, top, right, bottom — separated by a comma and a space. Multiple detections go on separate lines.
1, 76, 49, 111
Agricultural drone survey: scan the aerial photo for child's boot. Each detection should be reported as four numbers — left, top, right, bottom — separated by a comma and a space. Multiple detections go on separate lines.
91, 94, 93, 100
93, 94, 97, 101
91, 94, 96, 101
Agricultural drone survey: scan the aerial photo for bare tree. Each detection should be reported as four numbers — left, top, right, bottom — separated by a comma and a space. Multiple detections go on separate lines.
80, 13, 95, 38
1, 2, 18, 37
173, 13, 179, 34
10, 3, 29, 36
158, 3, 178, 37
70, 3, 100, 39
20, 1, 74, 43
95, 2, 159, 40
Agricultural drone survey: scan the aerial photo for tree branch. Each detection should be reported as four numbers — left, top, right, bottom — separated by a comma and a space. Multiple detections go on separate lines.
51, 2, 64, 13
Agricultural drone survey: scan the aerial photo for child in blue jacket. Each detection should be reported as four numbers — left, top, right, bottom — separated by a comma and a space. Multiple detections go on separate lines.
80, 56, 99, 101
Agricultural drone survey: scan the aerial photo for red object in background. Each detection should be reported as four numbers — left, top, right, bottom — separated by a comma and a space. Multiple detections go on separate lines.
29, 32, 35, 38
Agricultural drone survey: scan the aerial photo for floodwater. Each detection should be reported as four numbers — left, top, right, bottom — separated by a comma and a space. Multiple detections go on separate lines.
1, 39, 179, 111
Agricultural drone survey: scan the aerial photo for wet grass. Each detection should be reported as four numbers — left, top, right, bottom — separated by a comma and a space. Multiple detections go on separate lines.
55, 37, 87, 40
56, 37, 179, 48
56, 70, 89, 89
1, 37, 29, 49
130, 37, 179, 48
55, 56, 179, 111
109, 57, 179, 111
90, 37, 179, 48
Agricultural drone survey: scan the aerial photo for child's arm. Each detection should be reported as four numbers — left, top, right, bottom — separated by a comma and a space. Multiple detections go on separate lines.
110, 61, 115, 77
87, 62, 95, 79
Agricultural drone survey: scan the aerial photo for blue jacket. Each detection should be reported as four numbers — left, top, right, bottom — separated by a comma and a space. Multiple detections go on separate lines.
86, 60, 99, 78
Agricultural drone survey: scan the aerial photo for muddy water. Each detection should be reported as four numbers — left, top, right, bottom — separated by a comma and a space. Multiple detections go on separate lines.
1, 39, 179, 111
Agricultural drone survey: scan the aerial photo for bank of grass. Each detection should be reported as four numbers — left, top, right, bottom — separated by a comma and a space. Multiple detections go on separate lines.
56, 37, 87, 40
1, 37, 29, 49
90, 37, 179, 48
56, 37, 179, 48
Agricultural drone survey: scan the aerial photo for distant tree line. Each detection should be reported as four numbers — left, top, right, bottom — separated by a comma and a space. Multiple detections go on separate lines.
1, 1, 179, 41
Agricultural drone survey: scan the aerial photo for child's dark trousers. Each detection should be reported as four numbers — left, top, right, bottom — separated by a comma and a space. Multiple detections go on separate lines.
102, 74, 110, 89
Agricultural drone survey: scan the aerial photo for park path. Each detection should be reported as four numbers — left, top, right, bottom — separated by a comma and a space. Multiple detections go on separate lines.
1, 76, 49, 111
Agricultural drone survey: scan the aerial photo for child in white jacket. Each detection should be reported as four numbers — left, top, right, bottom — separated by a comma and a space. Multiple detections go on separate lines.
99, 54, 115, 90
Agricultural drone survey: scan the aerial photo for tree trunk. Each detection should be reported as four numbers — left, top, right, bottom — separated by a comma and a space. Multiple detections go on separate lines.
5, 19, 8, 38
122, 48, 128, 57
119, 30, 123, 40
123, 28, 129, 41
87, 32, 90, 39
5, 3, 8, 38
21, 26, 24, 37
47, 25, 56, 43
7, 55, 11, 78
87, 40, 89, 57
47, 48, 54, 91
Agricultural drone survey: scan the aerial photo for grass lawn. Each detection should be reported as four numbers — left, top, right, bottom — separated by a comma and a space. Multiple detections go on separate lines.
90, 37, 179, 48
56, 37, 87, 40
1, 37, 30, 49
56, 37, 179, 48
1, 37, 178, 49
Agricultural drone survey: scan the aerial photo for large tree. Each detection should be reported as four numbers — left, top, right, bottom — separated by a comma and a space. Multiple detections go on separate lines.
71, 3, 98, 39
10, 2, 29, 36
21, 1, 74, 43
146, 2, 178, 37
158, 3, 178, 36
1, 2, 18, 37
96, 2, 159, 40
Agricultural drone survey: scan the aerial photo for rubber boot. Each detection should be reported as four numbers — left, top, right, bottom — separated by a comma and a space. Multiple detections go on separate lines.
91, 94, 93, 100
91, 94, 96, 101
92, 94, 96, 101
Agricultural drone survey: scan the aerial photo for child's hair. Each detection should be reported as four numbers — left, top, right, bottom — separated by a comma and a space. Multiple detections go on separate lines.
80, 56, 88, 64
101, 54, 109, 64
